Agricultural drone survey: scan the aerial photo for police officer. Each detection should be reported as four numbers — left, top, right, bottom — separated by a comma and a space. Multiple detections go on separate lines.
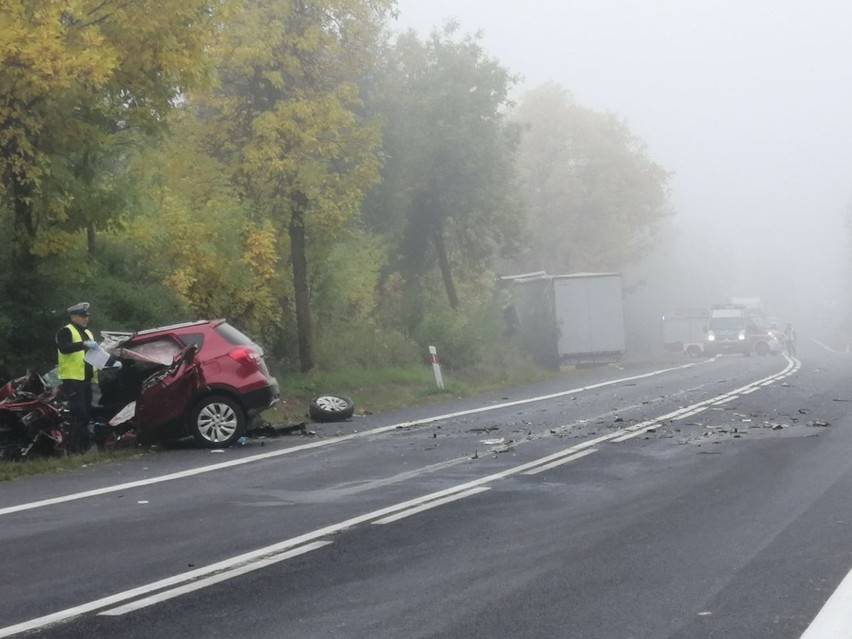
783, 322, 797, 357
55, 302, 119, 453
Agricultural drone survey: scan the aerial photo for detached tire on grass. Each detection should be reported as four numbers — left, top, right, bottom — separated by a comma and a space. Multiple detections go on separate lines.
309, 395, 355, 422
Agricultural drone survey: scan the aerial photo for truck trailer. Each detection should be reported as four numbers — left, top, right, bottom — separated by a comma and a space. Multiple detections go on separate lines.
501, 272, 625, 367
552, 273, 625, 364
661, 309, 707, 357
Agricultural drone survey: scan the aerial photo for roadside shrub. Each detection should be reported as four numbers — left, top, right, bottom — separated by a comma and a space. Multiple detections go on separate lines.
412, 295, 519, 372
315, 324, 420, 370
0, 273, 60, 377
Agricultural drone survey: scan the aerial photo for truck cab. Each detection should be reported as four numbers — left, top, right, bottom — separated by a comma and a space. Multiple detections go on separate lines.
704, 305, 781, 356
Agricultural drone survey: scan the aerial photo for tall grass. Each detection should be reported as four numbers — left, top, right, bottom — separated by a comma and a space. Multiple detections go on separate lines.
0, 448, 148, 482
269, 358, 557, 423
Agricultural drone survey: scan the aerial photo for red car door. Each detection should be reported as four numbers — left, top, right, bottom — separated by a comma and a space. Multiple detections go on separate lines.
135, 346, 205, 443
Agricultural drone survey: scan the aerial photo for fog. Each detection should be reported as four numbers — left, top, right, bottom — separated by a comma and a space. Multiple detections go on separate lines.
393, 1, 852, 346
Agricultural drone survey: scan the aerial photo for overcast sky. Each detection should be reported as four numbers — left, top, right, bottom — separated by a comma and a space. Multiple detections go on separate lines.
392, 1, 852, 325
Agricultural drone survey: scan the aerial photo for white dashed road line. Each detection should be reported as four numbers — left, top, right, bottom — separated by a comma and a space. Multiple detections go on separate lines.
0, 355, 801, 636
523, 449, 598, 475
372, 487, 492, 525
612, 354, 799, 442
0, 361, 704, 517
99, 542, 332, 617
0, 440, 600, 637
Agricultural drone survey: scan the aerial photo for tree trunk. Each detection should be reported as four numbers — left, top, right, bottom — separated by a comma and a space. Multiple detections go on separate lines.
434, 225, 459, 310
289, 191, 315, 372
87, 222, 96, 258
81, 151, 96, 258
11, 177, 35, 270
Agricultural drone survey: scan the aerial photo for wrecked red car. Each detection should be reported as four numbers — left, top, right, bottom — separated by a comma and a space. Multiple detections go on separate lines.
99, 320, 280, 447
0, 320, 280, 458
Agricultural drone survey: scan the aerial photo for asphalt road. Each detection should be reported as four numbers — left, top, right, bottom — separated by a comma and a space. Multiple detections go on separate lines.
2, 339, 852, 638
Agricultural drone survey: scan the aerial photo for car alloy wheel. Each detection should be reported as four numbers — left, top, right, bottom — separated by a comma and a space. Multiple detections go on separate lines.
191, 395, 245, 447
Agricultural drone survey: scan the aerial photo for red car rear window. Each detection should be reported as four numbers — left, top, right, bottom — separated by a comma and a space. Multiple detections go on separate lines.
214, 322, 256, 347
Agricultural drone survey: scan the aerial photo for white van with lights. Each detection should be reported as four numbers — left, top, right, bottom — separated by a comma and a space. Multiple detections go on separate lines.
704, 305, 781, 356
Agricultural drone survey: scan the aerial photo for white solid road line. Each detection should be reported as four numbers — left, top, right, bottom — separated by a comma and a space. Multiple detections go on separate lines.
372, 487, 492, 525
0, 361, 703, 517
810, 338, 851, 355
0, 356, 800, 637
0, 438, 610, 637
800, 563, 852, 638
99, 542, 331, 617
612, 354, 800, 443
523, 449, 598, 475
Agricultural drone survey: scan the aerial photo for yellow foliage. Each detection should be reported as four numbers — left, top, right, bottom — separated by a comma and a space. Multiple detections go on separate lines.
209, 0, 391, 235
124, 120, 284, 335
0, 0, 225, 259
30, 227, 79, 258
242, 221, 280, 283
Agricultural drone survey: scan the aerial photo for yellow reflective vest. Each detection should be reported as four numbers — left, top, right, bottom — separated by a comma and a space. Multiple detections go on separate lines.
57, 324, 97, 382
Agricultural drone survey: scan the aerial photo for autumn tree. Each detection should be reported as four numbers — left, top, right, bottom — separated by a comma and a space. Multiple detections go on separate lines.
363, 23, 523, 310
124, 111, 281, 340
0, 1, 222, 376
205, 0, 393, 372
0, 0, 220, 268
511, 83, 671, 274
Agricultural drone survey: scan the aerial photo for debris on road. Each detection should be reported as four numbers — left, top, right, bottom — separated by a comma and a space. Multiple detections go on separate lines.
807, 420, 831, 428
247, 420, 309, 438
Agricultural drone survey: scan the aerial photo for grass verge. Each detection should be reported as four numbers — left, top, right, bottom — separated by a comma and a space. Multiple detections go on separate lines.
264, 362, 561, 424
1, 362, 561, 481
0, 447, 148, 482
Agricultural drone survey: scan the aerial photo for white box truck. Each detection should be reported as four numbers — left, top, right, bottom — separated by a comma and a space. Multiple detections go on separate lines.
500, 272, 625, 367
551, 273, 625, 364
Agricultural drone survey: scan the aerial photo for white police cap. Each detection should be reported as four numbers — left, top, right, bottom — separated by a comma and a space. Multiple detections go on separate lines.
67, 302, 90, 316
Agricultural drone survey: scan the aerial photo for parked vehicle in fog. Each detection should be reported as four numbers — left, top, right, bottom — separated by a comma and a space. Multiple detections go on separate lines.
662, 309, 707, 357
704, 305, 781, 357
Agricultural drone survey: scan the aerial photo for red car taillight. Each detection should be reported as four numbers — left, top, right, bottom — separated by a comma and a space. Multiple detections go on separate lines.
228, 347, 260, 366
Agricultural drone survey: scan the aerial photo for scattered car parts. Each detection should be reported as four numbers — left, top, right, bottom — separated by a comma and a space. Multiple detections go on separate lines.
0, 319, 281, 458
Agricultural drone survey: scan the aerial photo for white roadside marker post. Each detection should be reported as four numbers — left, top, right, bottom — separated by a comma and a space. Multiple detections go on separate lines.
429, 345, 444, 390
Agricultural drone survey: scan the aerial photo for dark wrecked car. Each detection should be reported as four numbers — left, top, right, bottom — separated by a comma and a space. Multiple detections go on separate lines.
0, 369, 68, 459
0, 320, 280, 458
